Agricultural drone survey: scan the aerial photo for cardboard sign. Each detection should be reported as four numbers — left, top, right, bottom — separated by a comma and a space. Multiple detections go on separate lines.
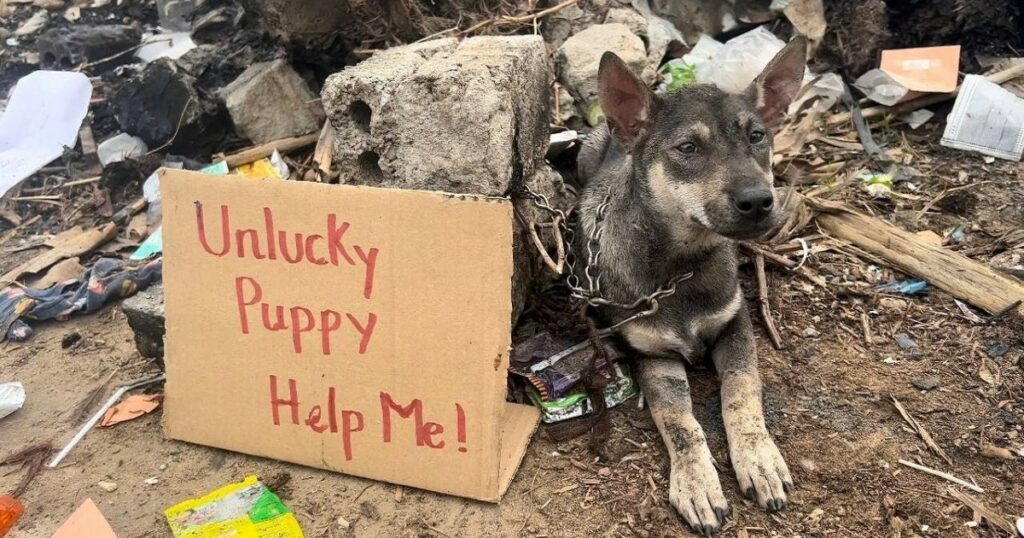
160, 170, 538, 501
880, 45, 961, 93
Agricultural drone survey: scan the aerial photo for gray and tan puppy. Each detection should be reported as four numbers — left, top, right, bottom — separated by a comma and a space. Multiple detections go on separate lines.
575, 38, 807, 535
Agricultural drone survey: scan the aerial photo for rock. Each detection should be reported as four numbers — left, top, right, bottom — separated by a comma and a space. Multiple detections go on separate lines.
802, 327, 820, 338
144, 476, 160, 485
97, 481, 117, 492
894, 333, 917, 350
122, 283, 165, 364
61, 331, 81, 349
110, 59, 227, 156
240, 0, 350, 45
15, 10, 49, 36
556, 24, 648, 112
33, 0, 64, 10
912, 377, 940, 391
221, 59, 325, 145
540, 0, 621, 49
322, 35, 549, 196
37, 25, 141, 71
603, 8, 648, 38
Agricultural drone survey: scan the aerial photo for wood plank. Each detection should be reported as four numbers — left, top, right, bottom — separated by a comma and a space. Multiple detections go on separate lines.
815, 206, 1024, 318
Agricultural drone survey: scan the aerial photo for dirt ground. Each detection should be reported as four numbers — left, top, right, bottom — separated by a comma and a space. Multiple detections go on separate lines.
3, 139, 1023, 538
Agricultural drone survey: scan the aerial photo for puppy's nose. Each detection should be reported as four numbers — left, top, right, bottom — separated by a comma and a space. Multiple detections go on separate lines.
732, 189, 774, 221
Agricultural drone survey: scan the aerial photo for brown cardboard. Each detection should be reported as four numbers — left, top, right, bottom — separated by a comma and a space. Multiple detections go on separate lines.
160, 169, 538, 501
880, 45, 961, 94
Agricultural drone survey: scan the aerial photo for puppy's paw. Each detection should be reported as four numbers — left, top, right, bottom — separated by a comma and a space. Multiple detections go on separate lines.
669, 451, 730, 536
731, 437, 793, 512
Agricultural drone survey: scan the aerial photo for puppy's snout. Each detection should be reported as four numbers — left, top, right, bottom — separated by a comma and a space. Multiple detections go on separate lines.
731, 189, 774, 221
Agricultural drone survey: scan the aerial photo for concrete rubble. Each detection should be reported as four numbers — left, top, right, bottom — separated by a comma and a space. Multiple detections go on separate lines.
122, 283, 165, 363
556, 23, 650, 114
221, 59, 325, 144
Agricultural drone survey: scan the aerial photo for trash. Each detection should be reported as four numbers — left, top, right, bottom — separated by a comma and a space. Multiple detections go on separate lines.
702, 26, 787, 93
911, 377, 939, 391
878, 279, 929, 295
156, 0, 194, 31
0, 382, 26, 421
97, 133, 149, 167
899, 108, 934, 129
232, 149, 289, 179
1, 257, 162, 342
880, 45, 960, 94
1016, 516, 1023, 536
49, 374, 165, 468
941, 74, 1024, 161
0, 71, 92, 198
858, 171, 894, 198
28, 257, 86, 290
0, 495, 24, 537
510, 332, 623, 401
130, 228, 163, 260
527, 363, 639, 423
853, 69, 910, 106
96, 481, 117, 492
221, 59, 325, 145
52, 499, 116, 538
99, 393, 162, 427
164, 475, 303, 537
14, 10, 49, 36
135, 31, 196, 63
36, 25, 142, 71
894, 333, 917, 350
547, 130, 578, 159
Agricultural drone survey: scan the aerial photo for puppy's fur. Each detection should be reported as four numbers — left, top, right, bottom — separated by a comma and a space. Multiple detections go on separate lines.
574, 39, 807, 535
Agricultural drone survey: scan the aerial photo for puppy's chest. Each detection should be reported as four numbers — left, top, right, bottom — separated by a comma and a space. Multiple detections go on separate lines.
620, 287, 742, 360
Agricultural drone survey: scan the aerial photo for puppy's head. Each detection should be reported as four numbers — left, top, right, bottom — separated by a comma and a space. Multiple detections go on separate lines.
597, 38, 806, 241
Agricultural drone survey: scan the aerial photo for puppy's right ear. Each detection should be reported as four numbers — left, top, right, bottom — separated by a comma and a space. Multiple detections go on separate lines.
598, 52, 651, 148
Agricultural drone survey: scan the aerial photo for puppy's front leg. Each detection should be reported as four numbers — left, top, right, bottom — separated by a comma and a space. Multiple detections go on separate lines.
637, 358, 728, 536
712, 306, 793, 511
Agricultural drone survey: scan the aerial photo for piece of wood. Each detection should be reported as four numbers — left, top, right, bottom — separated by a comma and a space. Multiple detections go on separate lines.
891, 397, 951, 465
754, 252, 784, 350
221, 132, 319, 168
740, 241, 828, 288
827, 63, 1024, 127
897, 459, 983, 493
814, 205, 1024, 318
312, 122, 336, 181
0, 222, 116, 285
945, 487, 1018, 535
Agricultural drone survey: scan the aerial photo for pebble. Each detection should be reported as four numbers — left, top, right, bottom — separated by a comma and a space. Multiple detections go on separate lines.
894, 333, 917, 350
337, 516, 350, 529
159, 463, 167, 471
912, 377, 940, 391
97, 481, 117, 492
144, 476, 160, 485
802, 327, 820, 338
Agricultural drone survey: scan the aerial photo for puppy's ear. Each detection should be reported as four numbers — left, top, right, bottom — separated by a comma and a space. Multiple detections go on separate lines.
747, 37, 807, 128
598, 52, 651, 148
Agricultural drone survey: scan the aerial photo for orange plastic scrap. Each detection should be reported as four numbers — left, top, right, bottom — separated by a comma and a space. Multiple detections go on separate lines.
99, 393, 162, 427
880, 45, 961, 93
52, 499, 117, 538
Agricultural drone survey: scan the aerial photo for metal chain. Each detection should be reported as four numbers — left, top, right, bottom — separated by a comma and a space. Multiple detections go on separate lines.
521, 185, 694, 331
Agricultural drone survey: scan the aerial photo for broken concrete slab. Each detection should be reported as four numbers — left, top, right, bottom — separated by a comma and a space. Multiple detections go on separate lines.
556, 23, 648, 113
122, 283, 165, 363
110, 59, 227, 156
322, 35, 549, 196
221, 59, 325, 145
37, 25, 141, 71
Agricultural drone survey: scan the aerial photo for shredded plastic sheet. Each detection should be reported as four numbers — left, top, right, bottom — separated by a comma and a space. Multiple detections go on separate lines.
164, 476, 303, 538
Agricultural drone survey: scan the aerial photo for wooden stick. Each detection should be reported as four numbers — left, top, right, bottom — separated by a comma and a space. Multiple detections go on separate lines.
221, 132, 319, 168
891, 397, 951, 465
740, 241, 828, 287
945, 487, 1018, 535
62, 176, 101, 188
827, 63, 1024, 127
814, 204, 1024, 318
753, 252, 784, 350
312, 122, 336, 181
897, 459, 983, 493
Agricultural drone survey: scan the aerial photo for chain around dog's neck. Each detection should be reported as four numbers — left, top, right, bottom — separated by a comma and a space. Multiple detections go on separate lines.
524, 185, 694, 331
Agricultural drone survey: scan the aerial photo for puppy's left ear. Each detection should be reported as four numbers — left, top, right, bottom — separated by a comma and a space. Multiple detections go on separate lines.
747, 37, 807, 128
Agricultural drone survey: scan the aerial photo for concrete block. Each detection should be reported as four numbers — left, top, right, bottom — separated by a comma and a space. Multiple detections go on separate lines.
222, 59, 325, 144
122, 283, 165, 364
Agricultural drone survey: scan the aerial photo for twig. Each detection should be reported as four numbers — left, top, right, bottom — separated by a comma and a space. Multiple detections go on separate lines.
914, 181, 992, 220
147, 96, 194, 155
860, 311, 872, 345
527, 216, 565, 275
418, 0, 578, 41
754, 252, 784, 349
897, 459, 983, 493
62, 176, 101, 188
740, 241, 827, 287
75, 38, 171, 71
10, 195, 61, 201
221, 132, 320, 168
945, 487, 1018, 535
891, 397, 951, 465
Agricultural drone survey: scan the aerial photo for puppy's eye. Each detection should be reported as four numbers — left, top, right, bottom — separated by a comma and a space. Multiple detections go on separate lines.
749, 130, 767, 144
677, 142, 698, 155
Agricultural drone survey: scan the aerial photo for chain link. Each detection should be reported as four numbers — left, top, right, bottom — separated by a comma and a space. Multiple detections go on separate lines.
521, 185, 694, 331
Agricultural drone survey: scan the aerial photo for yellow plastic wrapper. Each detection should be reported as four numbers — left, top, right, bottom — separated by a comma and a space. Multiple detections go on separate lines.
164, 475, 303, 538
232, 149, 289, 180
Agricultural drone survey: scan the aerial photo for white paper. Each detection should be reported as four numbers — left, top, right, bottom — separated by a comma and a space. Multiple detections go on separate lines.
136, 31, 196, 63
0, 382, 25, 420
0, 71, 92, 198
